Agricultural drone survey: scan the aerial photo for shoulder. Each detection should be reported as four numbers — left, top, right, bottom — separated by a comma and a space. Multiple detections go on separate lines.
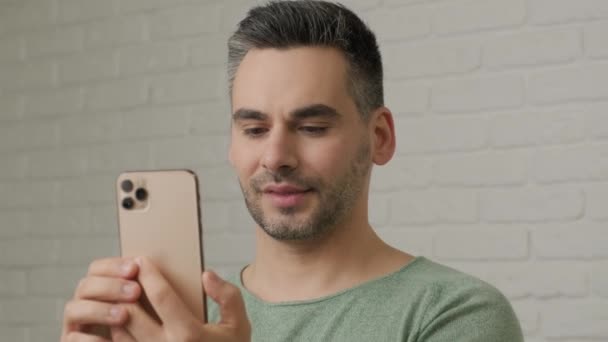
404, 257, 524, 342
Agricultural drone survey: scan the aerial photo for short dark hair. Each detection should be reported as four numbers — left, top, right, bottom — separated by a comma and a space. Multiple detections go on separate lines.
227, 0, 384, 120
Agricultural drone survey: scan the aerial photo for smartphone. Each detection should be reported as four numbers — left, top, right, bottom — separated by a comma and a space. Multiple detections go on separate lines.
116, 169, 206, 322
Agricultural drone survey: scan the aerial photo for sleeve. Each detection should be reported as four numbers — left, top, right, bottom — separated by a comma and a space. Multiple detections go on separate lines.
415, 282, 524, 342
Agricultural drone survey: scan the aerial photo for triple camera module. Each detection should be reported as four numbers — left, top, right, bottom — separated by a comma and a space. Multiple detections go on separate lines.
121, 179, 148, 210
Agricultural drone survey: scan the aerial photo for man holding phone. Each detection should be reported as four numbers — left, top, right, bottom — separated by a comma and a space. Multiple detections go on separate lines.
61, 1, 524, 341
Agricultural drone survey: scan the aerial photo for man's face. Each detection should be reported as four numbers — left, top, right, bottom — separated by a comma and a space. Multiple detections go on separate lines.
229, 47, 371, 241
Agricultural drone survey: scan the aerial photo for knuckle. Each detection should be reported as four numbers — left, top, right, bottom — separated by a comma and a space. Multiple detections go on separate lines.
74, 278, 87, 298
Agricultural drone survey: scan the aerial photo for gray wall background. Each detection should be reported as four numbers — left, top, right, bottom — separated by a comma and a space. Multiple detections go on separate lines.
1, 0, 607, 341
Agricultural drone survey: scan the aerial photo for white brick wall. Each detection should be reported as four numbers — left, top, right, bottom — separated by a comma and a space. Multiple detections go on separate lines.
0, 0, 606, 341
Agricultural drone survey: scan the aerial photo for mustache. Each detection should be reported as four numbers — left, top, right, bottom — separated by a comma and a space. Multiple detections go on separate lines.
250, 171, 320, 192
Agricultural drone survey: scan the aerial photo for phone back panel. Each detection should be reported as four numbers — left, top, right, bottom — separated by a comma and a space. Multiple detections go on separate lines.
116, 170, 206, 322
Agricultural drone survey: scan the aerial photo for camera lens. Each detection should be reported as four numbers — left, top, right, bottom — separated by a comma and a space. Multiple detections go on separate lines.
121, 180, 134, 192
135, 188, 148, 201
122, 197, 135, 209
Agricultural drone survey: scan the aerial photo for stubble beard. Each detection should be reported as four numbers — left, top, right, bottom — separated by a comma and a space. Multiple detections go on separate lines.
239, 141, 371, 241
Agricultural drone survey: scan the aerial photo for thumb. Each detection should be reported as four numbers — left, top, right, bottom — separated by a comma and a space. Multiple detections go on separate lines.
202, 270, 249, 329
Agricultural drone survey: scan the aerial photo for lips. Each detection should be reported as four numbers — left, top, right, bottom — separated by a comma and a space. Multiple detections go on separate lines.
262, 184, 312, 208
263, 184, 311, 194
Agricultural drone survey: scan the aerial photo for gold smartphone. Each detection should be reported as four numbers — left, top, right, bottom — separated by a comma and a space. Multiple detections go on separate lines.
116, 169, 206, 322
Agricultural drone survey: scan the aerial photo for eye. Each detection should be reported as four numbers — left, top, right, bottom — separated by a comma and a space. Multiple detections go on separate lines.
243, 127, 268, 137
299, 126, 328, 135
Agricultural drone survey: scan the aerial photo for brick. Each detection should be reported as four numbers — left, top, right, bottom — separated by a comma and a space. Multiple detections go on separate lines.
150, 68, 223, 104
510, 300, 539, 335
0, 154, 27, 180
119, 41, 187, 76
0, 123, 24, 152
529, 63, 608, 104
190, 101, 232, 136
58, 51, 117, 84
530, 0, 608, 25
0, 61, 55, 91
190, 34, 228, 66
201, 200, 234, 232
391, 189, 477, 224
0, 95, 23, 121
480, 186, 584, 223
529, 262, 589, 298
23, 87, 84, 117
532, 223, 596, 259
204, 233, 254, 265
0, 211, 28, 237
371, 155, 432, 191
28, 324, 62, 342
483, 29, 580, 68
585, 21, 608, 58
0, 297, 61, 323
58, 0, 115, 23
86, 142, 151, 175
56, 175, 116, 206
433, 227, 528, 260
119, 0, 192, 13
592, 261, 608, 298
0, 35, 23, 63
0, 326, 26, 342
395, 116, 488, 154
0, 0, 55, 34
587, 104, 608, 140
432, 75, 523, 113
21, 121, 59, 150
365, 5, 430, 41
383, 38, 480, 79
151, 135, 228, 169
122, 106, 190, 140
339, 0, 382, 12
197, 165, 242, 201
434, 151, 527, 186
27, 148, 86, 179
28, 207, 91, 236
591, 225, 608, 258
540, 299, 608, 338
85, 15, 147, 48
219, 2, 256, 33
586, 184, 608, 221
24, 27, 84, 59
533, 144, 608, 183
57, 112, 122, 145
85, 78, 148, 111
150, 4, 221, 39
0, 239, 59, 266
0, 181, 57, 210
491, 111, 586, 148
383, 81, 428, 115
0, 270, 26, 295
434, 0, 526, 35
56, 237, 118, 265
376, 228, 433, 257
368, 192, 390, 227
90, 205, 118, 235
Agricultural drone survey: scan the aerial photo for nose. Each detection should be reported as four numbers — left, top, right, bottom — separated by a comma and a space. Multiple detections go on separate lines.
261, 127, 298, 173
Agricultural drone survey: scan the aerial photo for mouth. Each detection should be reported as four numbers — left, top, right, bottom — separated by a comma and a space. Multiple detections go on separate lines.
262, 184, 313, 208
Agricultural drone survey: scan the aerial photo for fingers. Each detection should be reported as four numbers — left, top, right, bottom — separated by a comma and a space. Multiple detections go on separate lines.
62, 331, 112, 342
110, 327, 137, 342
87, 257, 138, 280
122, 302, 163, 341
63, 299, 128, 327
75, 276, 141, 302
135, 257, 193, 326
202, 270, 250, 333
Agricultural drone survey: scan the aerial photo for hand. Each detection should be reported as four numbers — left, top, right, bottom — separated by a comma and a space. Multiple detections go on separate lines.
110, 256, 251, 342
61, 257, 142, 341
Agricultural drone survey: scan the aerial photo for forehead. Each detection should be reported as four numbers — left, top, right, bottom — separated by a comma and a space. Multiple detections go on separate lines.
231, 47, 354, 117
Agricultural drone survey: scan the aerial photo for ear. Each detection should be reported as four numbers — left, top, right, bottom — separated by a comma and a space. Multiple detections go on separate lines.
369, 106, 396, 166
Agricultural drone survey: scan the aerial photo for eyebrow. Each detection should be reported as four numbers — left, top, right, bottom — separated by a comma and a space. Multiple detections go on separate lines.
232, 104, 341, 122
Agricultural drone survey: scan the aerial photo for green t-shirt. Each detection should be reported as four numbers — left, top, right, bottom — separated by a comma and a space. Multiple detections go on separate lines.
207, 256, 524, 342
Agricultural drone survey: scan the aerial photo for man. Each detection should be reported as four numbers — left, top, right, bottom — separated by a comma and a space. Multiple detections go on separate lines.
61, 1, 524, 341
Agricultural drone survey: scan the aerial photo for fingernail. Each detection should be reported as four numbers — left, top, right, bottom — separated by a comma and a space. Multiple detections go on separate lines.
110, 306, 122, 318
121, 261, 133, 275
122, 283, 136, 296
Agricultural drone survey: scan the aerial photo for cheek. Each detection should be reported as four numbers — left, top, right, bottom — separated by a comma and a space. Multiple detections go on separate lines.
299, 138, 353, 178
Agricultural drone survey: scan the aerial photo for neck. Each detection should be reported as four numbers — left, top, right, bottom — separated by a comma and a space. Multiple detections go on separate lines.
242, 200, 413, 302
